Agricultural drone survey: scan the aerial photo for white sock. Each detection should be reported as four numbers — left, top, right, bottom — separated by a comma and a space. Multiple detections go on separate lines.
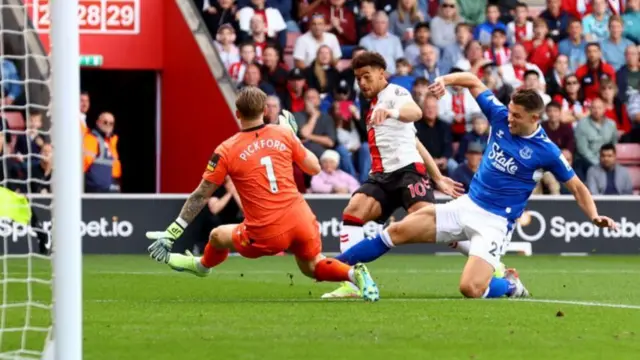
347, 268, 355, 283
340, 219, 365, 290
340, 224, 365, 253
449, 240, 471, 256
380, 229, 395, 248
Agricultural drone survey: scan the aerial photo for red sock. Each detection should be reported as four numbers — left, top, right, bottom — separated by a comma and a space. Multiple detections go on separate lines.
200, 243, 229, 268
313, 258, 352, 282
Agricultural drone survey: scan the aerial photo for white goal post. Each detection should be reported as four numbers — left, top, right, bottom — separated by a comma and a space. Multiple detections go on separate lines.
50, 0, 82, 359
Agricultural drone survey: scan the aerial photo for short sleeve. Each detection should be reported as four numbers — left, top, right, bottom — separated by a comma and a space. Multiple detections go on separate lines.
475, 90, 509, 126
387, 85, 414, 110
202, 145, 229, 186
544, 145, 576, 183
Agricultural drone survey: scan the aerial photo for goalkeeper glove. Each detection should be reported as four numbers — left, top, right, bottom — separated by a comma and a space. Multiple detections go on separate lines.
146, 221, 185, 263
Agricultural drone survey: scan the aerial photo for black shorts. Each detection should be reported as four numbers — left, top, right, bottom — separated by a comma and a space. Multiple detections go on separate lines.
354, 163, 435, 222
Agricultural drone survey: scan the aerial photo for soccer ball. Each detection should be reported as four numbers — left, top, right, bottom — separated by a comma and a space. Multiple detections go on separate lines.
277, 109, 298, 134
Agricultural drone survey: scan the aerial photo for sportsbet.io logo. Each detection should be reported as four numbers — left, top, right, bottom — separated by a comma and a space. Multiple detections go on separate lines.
517, 210, 640, 243
0, 216, 134, 242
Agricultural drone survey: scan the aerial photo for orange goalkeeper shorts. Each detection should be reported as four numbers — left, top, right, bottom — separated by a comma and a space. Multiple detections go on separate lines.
232, 209, 321, 261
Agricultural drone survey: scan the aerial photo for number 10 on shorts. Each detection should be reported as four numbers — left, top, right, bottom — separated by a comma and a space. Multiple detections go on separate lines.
407, 179, 430, 198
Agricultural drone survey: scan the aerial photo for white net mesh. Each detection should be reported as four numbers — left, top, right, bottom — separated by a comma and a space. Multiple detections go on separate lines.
0, 0, 53, 359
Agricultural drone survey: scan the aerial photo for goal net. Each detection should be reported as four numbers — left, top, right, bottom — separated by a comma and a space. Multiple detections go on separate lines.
0, 1, 81, 359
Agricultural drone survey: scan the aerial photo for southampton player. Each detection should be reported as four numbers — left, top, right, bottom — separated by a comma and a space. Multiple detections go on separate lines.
322, 52, 465, 299
335, 72, 617, 298
146, 87, 379, 301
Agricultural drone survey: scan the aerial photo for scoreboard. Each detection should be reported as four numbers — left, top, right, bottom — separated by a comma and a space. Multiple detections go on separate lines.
31, 0, 140, 34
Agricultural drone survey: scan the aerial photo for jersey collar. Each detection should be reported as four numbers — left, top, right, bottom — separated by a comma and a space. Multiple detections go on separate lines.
241, 123, 266, 132
521, 125, 542, 139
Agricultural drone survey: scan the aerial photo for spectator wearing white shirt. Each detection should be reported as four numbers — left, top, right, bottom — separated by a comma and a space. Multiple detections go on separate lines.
214, 24, 240, 70
523, 70, 552, 105
293, 14, 342, 69
506, 2, 534, 45
359, 11, 404, 74
499, 43, 546, 90
237, 0, 286, 39
437, 69, 482, 140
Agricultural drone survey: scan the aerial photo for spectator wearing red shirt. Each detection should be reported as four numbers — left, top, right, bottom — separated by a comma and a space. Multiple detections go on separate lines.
524, 18, 559, 74
542, 101, 576, 152
316, 0, 358, 46
228, 42, 257, 83
246, 15, 277, 63
261, 45, 289, 96
599, 78, 632, 133
356, 0, 376, 40
554, 74, 589, 124
483, 29, 511, 66
562, 0, 592, 20
280, 68, 308, 113
575, 42, 617, 100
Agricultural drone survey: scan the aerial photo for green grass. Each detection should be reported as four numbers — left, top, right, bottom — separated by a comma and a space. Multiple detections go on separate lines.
2, 255, 640, 359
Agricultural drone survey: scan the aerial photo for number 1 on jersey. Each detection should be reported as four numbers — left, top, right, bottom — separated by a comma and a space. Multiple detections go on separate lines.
260, 156, 279, 193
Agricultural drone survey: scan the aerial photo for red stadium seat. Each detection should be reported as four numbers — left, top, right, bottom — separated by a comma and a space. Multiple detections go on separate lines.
627, 166, 640, 191
616, 143, 640, 165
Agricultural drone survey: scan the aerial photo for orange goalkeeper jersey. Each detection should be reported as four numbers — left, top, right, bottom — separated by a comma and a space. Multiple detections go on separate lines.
202, 124, 309, 238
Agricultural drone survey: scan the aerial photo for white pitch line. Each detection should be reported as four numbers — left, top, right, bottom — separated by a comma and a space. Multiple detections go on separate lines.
88, 297, 640, 309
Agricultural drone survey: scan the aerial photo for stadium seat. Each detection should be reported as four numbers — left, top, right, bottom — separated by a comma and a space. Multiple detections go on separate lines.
627, 166, 640, 191
616, 143, 640, 165
3, 112, 25, 129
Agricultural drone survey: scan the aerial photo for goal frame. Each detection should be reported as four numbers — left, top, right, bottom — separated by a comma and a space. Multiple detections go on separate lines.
50, 0, 82, 359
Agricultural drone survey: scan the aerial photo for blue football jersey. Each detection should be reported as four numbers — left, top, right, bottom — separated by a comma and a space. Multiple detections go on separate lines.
468, 90, 576, 221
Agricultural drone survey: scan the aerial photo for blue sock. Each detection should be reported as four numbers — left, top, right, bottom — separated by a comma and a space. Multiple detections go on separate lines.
335, 233, 391, 265
484, 276, 516, 298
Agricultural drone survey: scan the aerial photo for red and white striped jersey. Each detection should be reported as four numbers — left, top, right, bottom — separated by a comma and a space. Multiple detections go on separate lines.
366, 84, 423, 174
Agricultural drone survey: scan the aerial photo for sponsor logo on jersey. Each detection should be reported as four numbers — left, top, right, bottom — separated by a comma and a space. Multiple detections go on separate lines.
519, 146, 532, 159
488, 143, 518, 175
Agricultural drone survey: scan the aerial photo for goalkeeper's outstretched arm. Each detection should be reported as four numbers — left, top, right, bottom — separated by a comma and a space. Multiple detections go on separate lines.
178, 179, 218, 225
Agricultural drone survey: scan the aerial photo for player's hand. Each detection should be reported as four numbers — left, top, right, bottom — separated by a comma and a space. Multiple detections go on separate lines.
146, 222, 184, 263
592, 216, 618, 229
370, 108, 391, 125
428, 78, 446, 99
434, 176, 465, 199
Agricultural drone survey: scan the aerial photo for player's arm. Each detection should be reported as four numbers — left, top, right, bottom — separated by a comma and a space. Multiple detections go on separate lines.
547, 149, 616, 229
297, 147, 321, 175
564, 176, 615, 228
416, 140, 465, 198
147, 149, 226, 263
371, 87, 422, 125
431, 72, 489, 99
290, 130, 321, 175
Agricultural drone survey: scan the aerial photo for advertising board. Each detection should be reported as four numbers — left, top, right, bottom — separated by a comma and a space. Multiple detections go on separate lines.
1, 195, 638, 255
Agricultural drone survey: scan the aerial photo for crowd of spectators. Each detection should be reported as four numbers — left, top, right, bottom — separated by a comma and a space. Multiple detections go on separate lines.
200, 0, 640, 195
0, 84, 121, 194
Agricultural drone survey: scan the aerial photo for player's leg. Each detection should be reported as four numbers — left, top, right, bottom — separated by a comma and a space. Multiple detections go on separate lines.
339, 192, 383, 252
166, 224, 238, 277
323, 189, 384, 299
336, 204, 438, 265
295, 254, 380, 302
459, 220, 529, 298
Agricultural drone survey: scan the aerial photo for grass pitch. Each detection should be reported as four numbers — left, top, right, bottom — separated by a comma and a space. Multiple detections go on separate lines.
2, 255, 640, 359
